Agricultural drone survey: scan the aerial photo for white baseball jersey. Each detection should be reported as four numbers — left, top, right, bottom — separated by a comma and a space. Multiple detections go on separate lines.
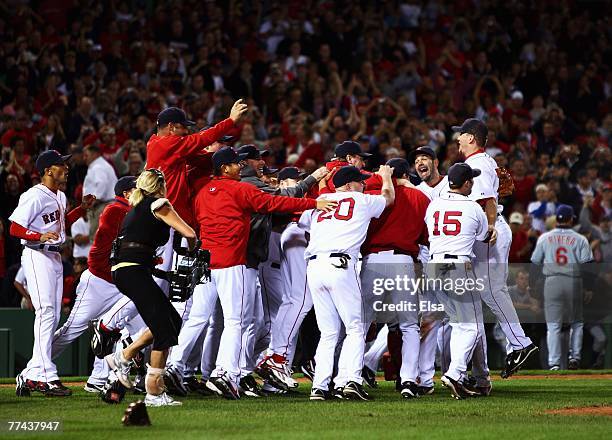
9, 184, 67, 245
425, 192, 489, 259
299, 191, 386, 258
464, 151, 503, 213
416, 175, 450, 200
83, 156, 118, 202
71, 216, 91, 258
531, 228, 593, 276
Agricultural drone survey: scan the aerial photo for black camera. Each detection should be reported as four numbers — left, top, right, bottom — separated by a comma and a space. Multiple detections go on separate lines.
168, 247, 211, 302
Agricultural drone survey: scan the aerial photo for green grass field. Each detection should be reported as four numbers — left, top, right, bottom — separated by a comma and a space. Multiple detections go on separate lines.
1, 372, 611, 440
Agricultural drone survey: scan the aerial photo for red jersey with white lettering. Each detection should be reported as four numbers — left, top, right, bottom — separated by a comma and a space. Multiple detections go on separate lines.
195, 176, 317, 269
146, 118, 234, 226
88, 196, 131, 283
425, 192, 489, 259
9, 184, 67, 245
362, 184, 430, 257
299, 191, 386, 258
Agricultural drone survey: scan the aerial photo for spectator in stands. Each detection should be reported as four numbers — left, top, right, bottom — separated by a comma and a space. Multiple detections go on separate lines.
509, 212, 532, 263
528, 184, 557, 234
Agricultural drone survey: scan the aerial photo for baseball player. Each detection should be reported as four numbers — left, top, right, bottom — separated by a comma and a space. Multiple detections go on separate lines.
411, 146, 451, 394
193, 147, 335, 400
146, 101, 247, 293
302, 165, 395, 401
11, 150, 95, 397
455, 118, 538, 379
531, 204, 593, 370
319, 141, 382, 194
360, 158, 430, 399
425, 163, 490, 400
47, 176, 138, 393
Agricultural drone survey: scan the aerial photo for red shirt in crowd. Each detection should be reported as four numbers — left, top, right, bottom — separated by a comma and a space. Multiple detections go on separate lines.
88, 196, 131, 283
195, 176, 317, 269
512, 174, 537, 207
146, 118, 235, 227
362, 183, 430, 257
509, 229, 530, 263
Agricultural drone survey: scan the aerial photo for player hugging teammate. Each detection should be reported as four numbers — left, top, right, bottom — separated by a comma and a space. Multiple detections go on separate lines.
12, 110, 540, 404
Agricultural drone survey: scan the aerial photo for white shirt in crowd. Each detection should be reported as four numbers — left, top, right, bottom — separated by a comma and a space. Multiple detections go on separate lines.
71, 216, 91, 259
83, 156, 117, 202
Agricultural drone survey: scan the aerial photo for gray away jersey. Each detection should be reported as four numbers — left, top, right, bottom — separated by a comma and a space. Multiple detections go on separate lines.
531, 228, 593, 276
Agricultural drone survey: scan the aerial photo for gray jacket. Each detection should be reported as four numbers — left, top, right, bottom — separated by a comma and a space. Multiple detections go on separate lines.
241, 166, 317, 268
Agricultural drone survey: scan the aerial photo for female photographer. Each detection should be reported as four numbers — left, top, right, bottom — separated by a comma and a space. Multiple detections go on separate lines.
106, 168, 196, 407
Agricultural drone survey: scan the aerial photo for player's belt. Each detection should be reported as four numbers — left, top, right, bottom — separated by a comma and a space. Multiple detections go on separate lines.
270, 262, 281, 269
25, 243, 62, 252
308, 252, 351, 260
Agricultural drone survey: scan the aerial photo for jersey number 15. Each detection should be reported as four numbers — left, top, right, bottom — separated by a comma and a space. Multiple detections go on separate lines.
432, 211, 462, 236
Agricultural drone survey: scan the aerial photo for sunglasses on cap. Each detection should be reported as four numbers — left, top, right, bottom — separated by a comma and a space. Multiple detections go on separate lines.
146, 168, 165, 184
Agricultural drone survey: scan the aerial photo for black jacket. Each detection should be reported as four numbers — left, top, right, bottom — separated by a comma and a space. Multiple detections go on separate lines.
240, 167, 317, 268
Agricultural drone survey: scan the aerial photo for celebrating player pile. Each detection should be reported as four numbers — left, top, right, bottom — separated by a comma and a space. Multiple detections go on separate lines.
12, 112, 542, 405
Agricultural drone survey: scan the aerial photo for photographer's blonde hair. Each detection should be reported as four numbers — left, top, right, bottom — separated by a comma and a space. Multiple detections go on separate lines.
129, 168, 166, 206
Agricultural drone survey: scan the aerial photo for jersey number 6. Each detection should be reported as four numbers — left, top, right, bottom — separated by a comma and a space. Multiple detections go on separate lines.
317, 198, 355, 222
432, 211, 462, 236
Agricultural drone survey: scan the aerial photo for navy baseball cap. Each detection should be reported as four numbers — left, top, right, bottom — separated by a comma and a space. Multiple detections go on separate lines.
278, 167, 306, 181
212, 146, 248, 170
36, 150, 72, 174
334, 140, 372, 158
556, 204, 574, 222
409, 146, 437, 163
386, 158, 410, 178
114, 176, 137, 196
201, 125, 234, 142
333, 165, 368, 188
448, 163, 481, 187
262, 165, 279, 175
237, 144, 270, 160
452, 118, 488, 140
156, 107, 195, 127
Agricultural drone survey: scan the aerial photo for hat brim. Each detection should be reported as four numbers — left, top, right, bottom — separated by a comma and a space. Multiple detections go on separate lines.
471, 168, 481, 178
237, 153, 249, 161
409, 149, 436, 163
260, 149, 270, 157
183, 119, 196, 127
451, 125, 463, 132
61, 154, 73, 162
357, 152, 372, 158
263, 167, 279, 175
219, 135, 234, 142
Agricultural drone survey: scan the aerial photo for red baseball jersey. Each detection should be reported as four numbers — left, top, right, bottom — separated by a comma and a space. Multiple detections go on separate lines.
88, 196, 131, 283
146, 118, 234, 226
195, 176, 317, 269
361, 183, 430, 257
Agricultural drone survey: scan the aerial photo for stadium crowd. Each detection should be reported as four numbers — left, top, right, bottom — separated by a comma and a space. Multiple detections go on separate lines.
0, 0, 610, 369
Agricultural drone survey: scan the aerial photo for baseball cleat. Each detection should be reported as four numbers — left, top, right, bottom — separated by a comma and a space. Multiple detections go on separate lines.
239, 374, 265, 398
195, 379, 215, 396
84, 382, 104, 393
89, 319, 121, 359
476, 383, 492, 397
568, 358, 580, 370
400, 381, 419, 399
549, 365, 560, 371
309, 388, 329, 401
261, 381, 288, 395
144, 392, 182, 407
208, 375, 240, 400
343, 381, 372, 401
301, 360, 315, 382
441, 375, 478, 400
362, 366, 378, 388
417, 385, 434, 396
182, 376, 200, 393
105, 349, 133, 389
466, 376, 492, 397
501, 344, 538, 379
332, 387, 346, 400
43, 380, 72, 397
256, 356, 298, 391
15, 375, 33, 397
164, 366, 188, 397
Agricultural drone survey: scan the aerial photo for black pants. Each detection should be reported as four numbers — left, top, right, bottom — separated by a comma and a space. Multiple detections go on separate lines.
113, 265, 181, 351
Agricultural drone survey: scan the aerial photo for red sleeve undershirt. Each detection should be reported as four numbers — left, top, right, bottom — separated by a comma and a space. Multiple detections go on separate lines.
10, 206, 85, 241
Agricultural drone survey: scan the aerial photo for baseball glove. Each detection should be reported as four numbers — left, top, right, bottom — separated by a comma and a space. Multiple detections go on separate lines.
496, 167, 514, 197
122, 400, 151, 426
101, 379, 127, 404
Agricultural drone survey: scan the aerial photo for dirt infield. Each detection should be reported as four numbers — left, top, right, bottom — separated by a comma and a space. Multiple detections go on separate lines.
545, 406, 612, 416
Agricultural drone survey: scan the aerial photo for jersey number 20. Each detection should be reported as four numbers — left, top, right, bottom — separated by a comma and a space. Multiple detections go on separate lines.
432, 211, 462, 236
317, 198, 355, 222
